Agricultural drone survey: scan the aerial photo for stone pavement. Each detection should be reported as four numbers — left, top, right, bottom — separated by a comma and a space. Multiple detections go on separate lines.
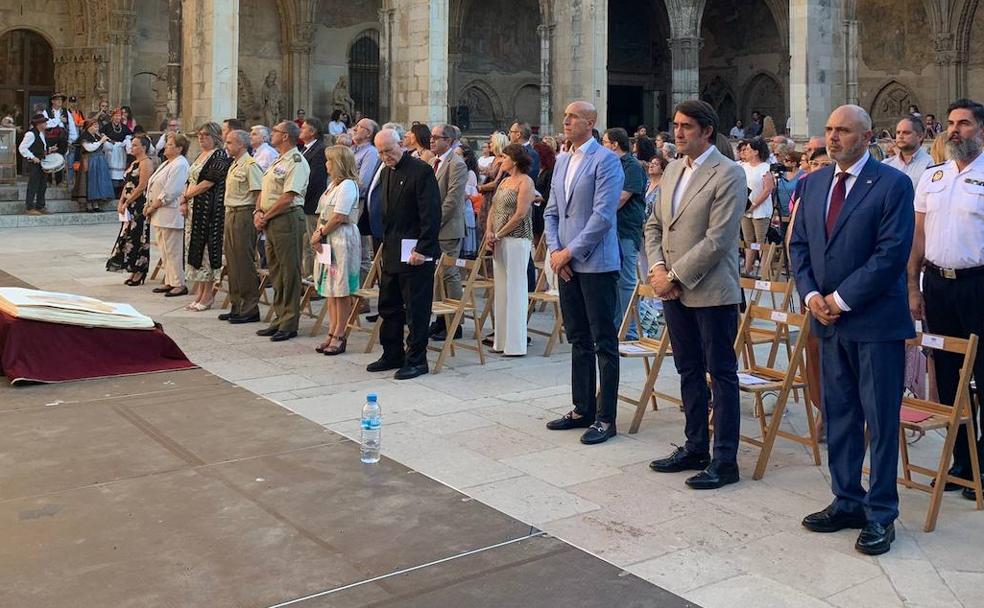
2, 224, 982, 608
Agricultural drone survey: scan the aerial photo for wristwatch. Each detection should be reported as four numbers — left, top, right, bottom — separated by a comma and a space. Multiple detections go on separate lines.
667, 269, 679, 284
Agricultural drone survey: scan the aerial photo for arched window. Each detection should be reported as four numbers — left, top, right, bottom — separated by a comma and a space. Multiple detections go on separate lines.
348, 31, 380, 120
0, 29, 54, 129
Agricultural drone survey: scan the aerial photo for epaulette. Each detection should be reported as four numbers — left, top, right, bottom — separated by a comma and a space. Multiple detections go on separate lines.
925, 162, 946, 169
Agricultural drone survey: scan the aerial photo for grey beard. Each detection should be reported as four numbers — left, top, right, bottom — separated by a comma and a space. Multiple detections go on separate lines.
946, 136, 983, 163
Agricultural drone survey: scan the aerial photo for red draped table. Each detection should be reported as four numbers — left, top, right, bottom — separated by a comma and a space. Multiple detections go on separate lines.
0, 311, 196, 384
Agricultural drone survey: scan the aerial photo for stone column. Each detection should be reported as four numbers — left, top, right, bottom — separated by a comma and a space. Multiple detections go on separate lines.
389, 0, 448, 125
378, 8, 395, 122
286, 24, 315, 115
550, 0, 608, 131
106, 5, 137, 105
934, 31, 963, 109
668, 36, 701, 110
181, 0, 239, 129
843, 19, 859, 105
166, 0, 183, 120
789, 0, 843, 140
538, 23, 554, 131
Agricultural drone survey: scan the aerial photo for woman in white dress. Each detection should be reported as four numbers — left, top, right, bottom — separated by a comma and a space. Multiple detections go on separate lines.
311, 145, 362, 356
737, 138, 775, 277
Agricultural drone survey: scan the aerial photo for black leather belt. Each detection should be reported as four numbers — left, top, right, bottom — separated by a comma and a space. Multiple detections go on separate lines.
925, 262, 984, 280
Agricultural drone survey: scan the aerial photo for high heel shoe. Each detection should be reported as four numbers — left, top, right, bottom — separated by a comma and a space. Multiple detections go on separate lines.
124, 272, 147, 286
323, 336, 347, 356
316, 335, 336, 354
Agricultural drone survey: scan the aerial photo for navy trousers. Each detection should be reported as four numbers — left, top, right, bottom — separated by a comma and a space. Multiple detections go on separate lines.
662, 300, 740, 464
820, 333, 904, 525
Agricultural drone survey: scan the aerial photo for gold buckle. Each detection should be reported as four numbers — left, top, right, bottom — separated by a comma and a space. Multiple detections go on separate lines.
943, 267, 958, 279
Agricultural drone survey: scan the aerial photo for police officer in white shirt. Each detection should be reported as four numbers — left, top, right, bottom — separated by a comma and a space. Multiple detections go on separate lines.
909, 98, 984, 500
884, 115, 932, 187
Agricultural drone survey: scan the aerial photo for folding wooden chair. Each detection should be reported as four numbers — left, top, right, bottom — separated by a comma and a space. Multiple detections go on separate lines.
150, 257, 164, 282
467, 238, 495, 334
616, 282, 678, 433
527, 253, 565, 356
213, 265, 230, 310
739, 277, 796, 370
262, 277, 318, 326
897, 332, 982, 532
428, 253, 486, 372
344, 247, 383, 348
733, 303, 820, 480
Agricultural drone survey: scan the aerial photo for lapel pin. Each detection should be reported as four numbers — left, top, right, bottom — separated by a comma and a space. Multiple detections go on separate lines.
866, 180, 872, 184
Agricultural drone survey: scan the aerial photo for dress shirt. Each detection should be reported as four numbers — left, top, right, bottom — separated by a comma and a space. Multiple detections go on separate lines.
914, 152, 984, 269
883, 147, 932, 188
17, 131, 47, 160
670, 144, 715, 216
804, 151, 871, 312
434, 148, 453, 173
252, 142, 278, 172
155, 132, 169, 154
353, 141, 380, 198
564, 137, 598, 199
43, 108, 78, 143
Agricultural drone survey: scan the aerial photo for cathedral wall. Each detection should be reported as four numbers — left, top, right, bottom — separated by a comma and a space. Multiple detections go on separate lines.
0, 0, 72, 49
130, 0, 170, 129
237, 0, 284, 124
311, 21, 380, 118
855, 0, 938, 132
966, 5, 984, 102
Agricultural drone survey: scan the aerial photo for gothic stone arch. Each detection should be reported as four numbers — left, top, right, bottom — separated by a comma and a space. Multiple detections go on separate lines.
742, 72, 785, 130
458, 80, 504, 132
869, 80, 920, 133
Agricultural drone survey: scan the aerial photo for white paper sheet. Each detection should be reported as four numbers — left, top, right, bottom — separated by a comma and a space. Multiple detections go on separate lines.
315, 244, 331, 266
400, 239, 434, 263
618, 343, 652, 355
737, 372, 771, 386
118, 209, 132, 223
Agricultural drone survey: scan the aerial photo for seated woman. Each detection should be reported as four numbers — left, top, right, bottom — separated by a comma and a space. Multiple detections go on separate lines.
312, 145, 362, 356
486, 143, 535, 356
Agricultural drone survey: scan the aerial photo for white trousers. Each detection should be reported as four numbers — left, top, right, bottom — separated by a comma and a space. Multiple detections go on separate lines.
493, 237, 532, 355
155, 226, 185, 287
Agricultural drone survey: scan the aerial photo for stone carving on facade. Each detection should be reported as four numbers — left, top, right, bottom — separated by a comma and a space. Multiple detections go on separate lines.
261, 70, 285, 126
331, 76, 356, 115
870, 80, 917, 130
238, 70, 261, 124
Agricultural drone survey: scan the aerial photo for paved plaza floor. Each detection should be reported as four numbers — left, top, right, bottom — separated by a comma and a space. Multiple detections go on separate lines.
2, 224, 983, 607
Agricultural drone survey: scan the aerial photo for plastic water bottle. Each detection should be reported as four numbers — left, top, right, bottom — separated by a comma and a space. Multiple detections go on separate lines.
360, 393, 381, 464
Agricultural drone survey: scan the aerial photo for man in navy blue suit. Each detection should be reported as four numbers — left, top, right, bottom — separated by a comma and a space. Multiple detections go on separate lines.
790, 105, 915, 556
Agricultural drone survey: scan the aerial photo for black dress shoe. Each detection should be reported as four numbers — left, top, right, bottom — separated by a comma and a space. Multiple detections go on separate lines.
152, 285, 173, 293
431, 326, 463, 341
164, 287, 189, 297
218, 312, 233, 321
580, 421, 616, 445
685, 460, 740, 490
367, 356, 404, 373
962, 480, 984, 501
649, 446, 711, 473
270, 330, 297, 342
365, 313, 379, 322
546, 410, 594, 431
229, 312, 261, 324
256, 326, 280, 337
802, 504, 868, 533
855, 522, 895, 556
394, 363, 428, 380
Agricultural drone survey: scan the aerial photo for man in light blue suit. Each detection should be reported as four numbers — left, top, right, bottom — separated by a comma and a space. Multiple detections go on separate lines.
543, 101, 625, 445
790, 105, 915, 556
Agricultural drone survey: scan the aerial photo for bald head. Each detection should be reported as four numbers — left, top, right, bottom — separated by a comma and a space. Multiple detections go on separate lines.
825, 104, 874, 168
563, 101, 598, 147
375, 128, 404, 167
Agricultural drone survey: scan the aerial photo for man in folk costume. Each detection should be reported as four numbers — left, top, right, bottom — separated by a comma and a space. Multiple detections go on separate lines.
18, 114, 58, 215
43, 93, 78, 186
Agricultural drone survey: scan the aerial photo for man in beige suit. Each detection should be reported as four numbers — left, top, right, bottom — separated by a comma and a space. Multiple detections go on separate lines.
644, 100, 746, 490
429, 123, 469, 340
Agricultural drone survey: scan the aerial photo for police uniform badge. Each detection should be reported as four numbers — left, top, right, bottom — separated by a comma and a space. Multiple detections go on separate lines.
931, 170, 944, 182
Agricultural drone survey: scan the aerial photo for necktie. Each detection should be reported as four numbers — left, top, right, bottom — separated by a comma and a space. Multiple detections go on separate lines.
433, 158, 441, 174
826, 172, 850, 237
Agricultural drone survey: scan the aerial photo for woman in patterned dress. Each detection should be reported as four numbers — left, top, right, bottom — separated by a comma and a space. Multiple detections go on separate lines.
177, 122, 230, 311
311, 145, 362, 356
106, 135, 154, 284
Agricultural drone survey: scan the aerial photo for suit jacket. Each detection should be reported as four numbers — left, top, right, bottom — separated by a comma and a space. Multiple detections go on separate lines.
147, 155, 190, 230
380, 152, 442, 274
302, 140, 327, 215
644, 146, 745, 307
543, 140, 624, 273
789, 155, 916, 342
435, 152, 468, 240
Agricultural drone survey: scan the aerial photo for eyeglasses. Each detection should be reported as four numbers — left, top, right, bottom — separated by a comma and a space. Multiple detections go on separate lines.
809, 160, 833, 168
431, 134, 450, 140
272, 128, 287, 134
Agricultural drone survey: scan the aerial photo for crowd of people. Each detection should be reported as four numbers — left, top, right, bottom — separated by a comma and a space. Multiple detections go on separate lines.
15, 88, 984, 560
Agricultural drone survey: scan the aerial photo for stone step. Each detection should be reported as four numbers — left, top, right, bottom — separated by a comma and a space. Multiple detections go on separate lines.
0, 183, 73, 201
0, 198, 116, 215
0, 211, 119, 228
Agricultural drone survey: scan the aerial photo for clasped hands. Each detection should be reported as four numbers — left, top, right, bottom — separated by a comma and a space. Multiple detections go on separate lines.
648, 265, 681, 300
808, 293, 843, 326
549, 248, 573, 282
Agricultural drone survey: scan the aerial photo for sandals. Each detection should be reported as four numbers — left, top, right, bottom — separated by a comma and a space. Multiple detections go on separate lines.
316, 335, 336, 354
323, 337, 347, 356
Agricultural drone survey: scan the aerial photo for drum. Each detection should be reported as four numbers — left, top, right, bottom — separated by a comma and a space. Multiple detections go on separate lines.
41, 153, 66, 174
